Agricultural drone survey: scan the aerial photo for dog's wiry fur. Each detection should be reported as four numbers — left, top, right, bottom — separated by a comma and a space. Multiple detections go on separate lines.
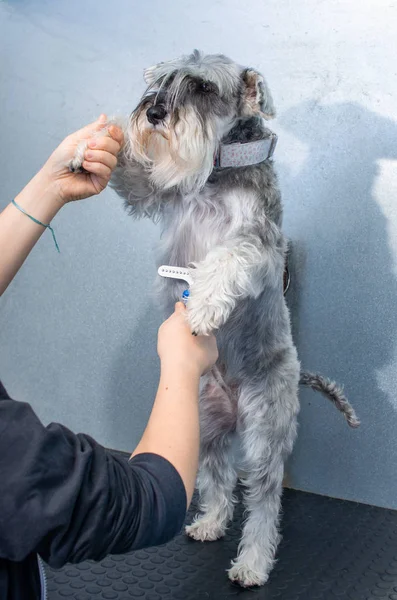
71, 50, 359, 587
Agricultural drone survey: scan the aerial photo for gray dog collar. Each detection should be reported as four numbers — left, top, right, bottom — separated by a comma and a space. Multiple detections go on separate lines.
214, 133, 277, 168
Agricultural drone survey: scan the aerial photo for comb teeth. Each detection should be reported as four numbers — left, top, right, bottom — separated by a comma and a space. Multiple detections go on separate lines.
158, 265, 194, 286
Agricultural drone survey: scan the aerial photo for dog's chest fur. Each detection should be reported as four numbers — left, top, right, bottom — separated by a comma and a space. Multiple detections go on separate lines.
156, 163, 285, 377
157, 178, 264, 303
162, 185, 259, 264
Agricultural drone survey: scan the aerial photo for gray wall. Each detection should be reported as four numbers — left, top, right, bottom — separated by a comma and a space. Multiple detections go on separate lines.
1, 0, 396, 508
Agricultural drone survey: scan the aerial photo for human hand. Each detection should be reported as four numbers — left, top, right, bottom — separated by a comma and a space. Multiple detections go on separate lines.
38, 114, 124, 204
158, 303, 218, 377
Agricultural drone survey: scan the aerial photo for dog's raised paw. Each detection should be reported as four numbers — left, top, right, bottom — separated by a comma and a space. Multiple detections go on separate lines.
228, 562, 269, 588
68, 141, 88, 173
187, 298, 221, 336
185, 520, 225, 542
68, 152, 85, 173
68, 158, 84, 173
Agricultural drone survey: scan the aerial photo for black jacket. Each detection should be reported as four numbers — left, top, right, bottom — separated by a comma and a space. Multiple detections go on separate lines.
0, 381, 186, 600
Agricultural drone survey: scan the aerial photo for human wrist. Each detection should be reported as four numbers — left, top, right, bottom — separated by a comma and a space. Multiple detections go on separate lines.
160, 357, 202, 384
14, 169, 64, 222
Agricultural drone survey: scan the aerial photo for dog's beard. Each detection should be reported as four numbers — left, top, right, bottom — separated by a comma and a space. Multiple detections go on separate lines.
127, 106, 216, 192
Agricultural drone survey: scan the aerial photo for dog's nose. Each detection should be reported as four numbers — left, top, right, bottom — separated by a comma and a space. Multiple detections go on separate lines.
147, 104, 167, 125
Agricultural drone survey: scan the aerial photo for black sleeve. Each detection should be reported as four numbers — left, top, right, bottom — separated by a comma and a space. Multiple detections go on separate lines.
0, 388, 187, 568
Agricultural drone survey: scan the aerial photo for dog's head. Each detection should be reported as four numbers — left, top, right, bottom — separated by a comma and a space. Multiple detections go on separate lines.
126, 50, 275, 192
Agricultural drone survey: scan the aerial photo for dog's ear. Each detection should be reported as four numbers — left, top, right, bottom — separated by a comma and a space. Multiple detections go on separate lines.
240, 69, 276, 120
143, 56, 185, 86
144, 63, 164, 85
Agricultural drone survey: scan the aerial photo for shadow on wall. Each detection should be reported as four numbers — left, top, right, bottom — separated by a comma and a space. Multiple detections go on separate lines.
279, 101, 397, 506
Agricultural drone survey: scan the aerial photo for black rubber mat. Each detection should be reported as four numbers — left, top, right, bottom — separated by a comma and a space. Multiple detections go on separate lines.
45, 461, 397, 599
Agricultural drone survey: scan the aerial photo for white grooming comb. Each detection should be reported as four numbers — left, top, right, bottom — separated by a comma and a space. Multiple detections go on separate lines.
158, 265, 194, 286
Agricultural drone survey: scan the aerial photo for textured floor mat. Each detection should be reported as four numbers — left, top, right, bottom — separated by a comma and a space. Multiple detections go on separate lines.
45, 482, 397, 600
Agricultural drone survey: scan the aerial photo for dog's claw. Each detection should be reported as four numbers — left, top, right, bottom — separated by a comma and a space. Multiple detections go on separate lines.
68, 155, 85, 174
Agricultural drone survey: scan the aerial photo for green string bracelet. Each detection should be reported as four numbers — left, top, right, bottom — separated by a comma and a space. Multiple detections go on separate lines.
11, 198, 60, 253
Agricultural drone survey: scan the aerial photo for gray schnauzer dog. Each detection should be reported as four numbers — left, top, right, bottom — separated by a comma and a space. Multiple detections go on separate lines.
71, 50, 359, 587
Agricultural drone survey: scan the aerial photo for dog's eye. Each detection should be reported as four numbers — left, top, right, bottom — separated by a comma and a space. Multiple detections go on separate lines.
199, 81, 216, 94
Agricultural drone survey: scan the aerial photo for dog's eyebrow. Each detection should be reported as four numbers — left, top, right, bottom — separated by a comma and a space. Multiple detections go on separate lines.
168, 72, 192, 108
147, 71, 177, 105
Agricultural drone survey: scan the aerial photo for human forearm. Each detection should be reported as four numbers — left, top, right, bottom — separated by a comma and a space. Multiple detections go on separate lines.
131, 302, 218, 507
0, 172, 62, 296
131, 362, 201, 506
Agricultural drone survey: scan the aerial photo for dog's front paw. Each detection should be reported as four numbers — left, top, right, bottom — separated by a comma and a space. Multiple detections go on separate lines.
187, 294, 223, 336
228, 560, 269, 588
68, 140, 88, 173
68, 118, 122, 173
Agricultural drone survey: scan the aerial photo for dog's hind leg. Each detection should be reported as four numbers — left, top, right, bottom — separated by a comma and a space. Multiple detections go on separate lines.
186, 367, 238, 542
229, 354, 299, 587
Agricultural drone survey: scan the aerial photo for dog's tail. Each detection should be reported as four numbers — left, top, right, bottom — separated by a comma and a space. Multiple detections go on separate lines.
299, 371, 360, 428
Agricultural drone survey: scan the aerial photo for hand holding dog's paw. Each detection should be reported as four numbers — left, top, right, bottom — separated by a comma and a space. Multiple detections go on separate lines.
39, 114, 124, 204
158, 302, 218, 376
